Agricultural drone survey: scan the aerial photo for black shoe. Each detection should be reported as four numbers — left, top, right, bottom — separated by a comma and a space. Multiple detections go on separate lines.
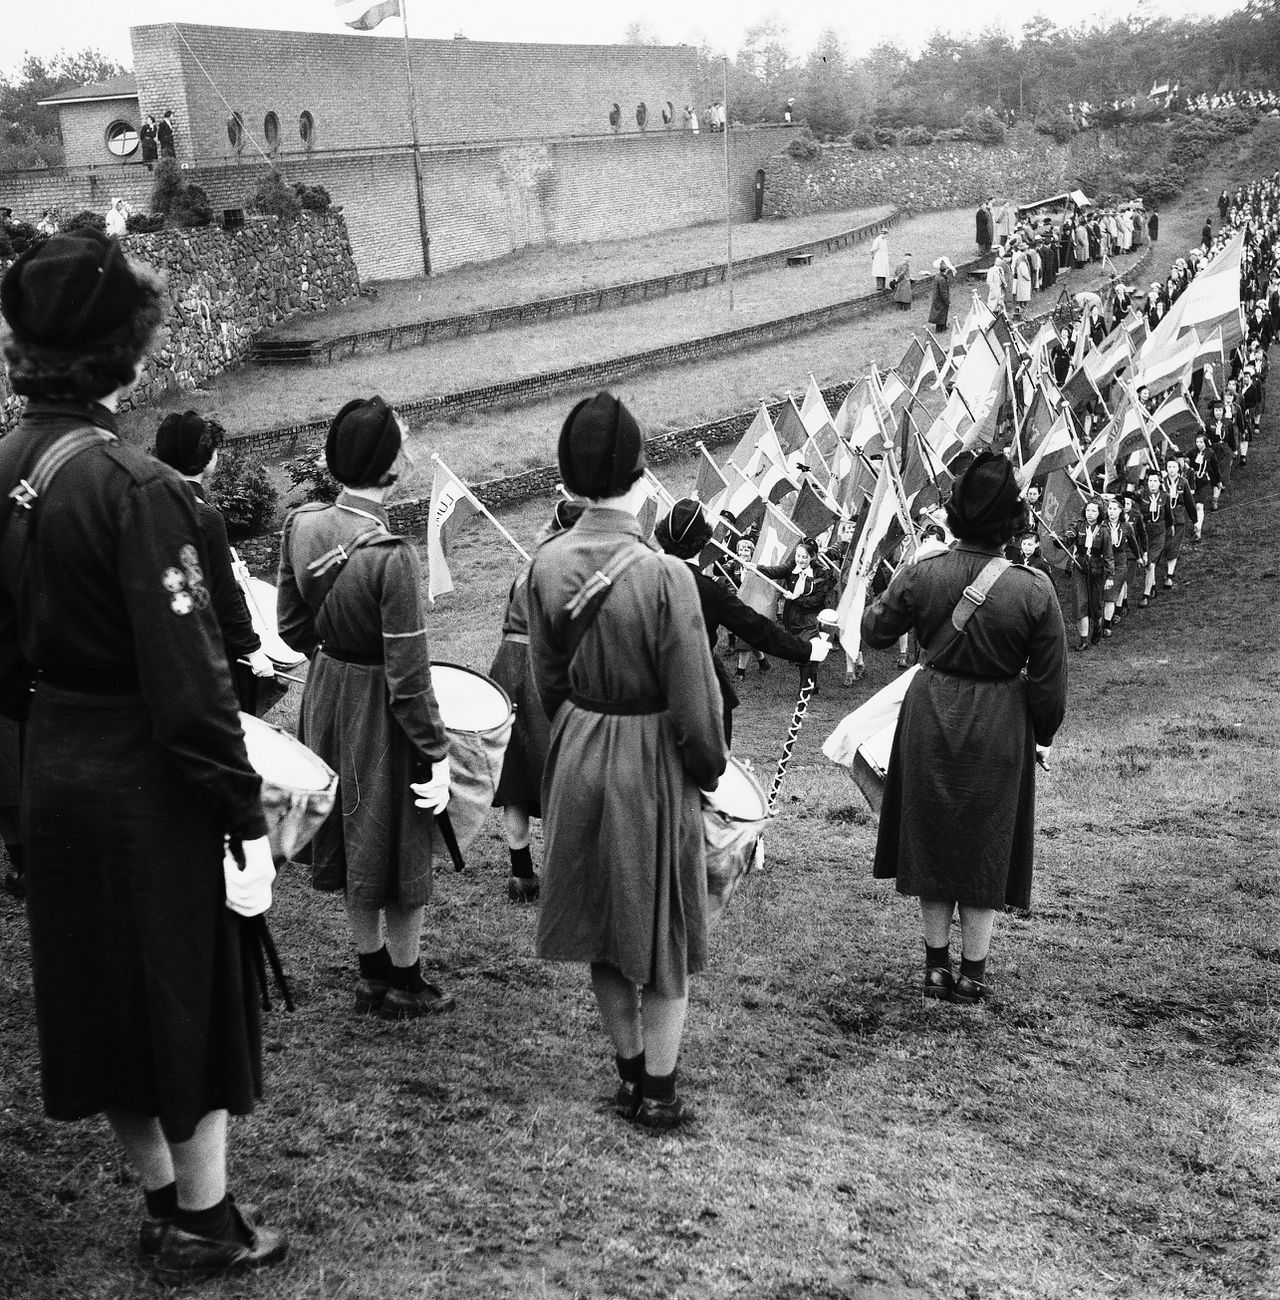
923, 966, 954, 1001
1163, 578, 1174, 590
1138, 595, 1150, 607
952, 975, 990, 1006
354, 977, 392, 1014
1073, 636, 1088, 652
635, 1095, 686, 1130
150, 1203, 287, 1286
507, 874, 540, 903
614, 1080, 642, 1120
379, 982, 456, 1019
1090, 629, 1101, 645
140, 1201, 263, 1260
757, 657, 771, 674
734, 668, 746, 682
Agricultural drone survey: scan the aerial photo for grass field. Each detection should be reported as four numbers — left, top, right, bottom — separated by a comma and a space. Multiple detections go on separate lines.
2, 136, 1279, 1300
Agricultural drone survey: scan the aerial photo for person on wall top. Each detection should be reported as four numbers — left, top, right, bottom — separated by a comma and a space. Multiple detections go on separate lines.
871, 227, 891, 292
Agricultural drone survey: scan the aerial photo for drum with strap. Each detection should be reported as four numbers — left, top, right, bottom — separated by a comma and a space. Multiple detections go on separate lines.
231, 549, 306, 672
239, 713, 337, 863
430, 663, 514, 854
701, 756, 771, 926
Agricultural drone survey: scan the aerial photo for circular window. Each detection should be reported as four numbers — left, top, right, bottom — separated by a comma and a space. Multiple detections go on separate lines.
662, 101, 674, 127
106, 120, 139, 158
227, 111, 244, 150
636, 102, 648, 129
299, 110, 315, 148
264, 111, 280, 151
608, 103, 621, 130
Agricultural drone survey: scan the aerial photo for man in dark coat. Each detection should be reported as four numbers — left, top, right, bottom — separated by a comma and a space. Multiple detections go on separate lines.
976, 200, 993, 253
158, 109, 176, 158
861, 453, 1067, 1005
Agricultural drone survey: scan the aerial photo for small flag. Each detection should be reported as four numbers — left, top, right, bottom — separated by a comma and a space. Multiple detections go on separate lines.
426, 458, 482, 604
336, 0, 402, 29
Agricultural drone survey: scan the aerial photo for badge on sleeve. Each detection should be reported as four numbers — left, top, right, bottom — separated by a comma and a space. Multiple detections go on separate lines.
161, 551, 210, 615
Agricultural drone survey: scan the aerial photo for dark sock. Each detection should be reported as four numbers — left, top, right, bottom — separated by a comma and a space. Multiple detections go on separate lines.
642, 1069, 677, 1103
925, 943, 951, 971
960, 956, 988, 984
616, 1051, 645, 1084
144, 1182, 178, 1220
175, 1195, 232, 1241
358, 946, 392, 982
509, 845, 534, 879
390, 958, 426, 994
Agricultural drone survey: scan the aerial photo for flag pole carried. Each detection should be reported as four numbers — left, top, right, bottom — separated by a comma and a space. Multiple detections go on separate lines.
399, 0, 431, 275
430, 454, 531, 561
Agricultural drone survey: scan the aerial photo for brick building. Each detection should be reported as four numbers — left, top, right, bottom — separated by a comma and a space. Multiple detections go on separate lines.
10, 23, 795, 280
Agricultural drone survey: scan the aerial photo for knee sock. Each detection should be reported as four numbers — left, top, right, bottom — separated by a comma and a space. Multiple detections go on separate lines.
358, 945, 392, 981
390, 958, 427, 994
144, 1182, 178, 1219
616, 1051, 645, 1084
509, 844, 535, 879
925, 942, 951, 970
960, 956, 988, 984
642, 1068, 678, 1102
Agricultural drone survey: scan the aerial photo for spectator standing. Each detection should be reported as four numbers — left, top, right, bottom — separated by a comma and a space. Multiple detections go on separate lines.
891, 252, 914, 311
105, 198, 128, 237
871, 227, 891, 291
140, 115, 158, 167
158, 110, 176, 158
928, 257, 955, 333
976, 199, 993, 253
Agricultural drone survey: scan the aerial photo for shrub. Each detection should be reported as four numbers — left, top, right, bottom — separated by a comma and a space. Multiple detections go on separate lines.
60, 209, 106, 234
873, 126, 898, 147
848, 127, 878, 150
151, 157, 213, 228
1035, 109, 1078, 145
785, 136, 821, 162
295, 183, 332, 213
248, 169, 302, 222
960, 109, 1006, 144
125, 211, 165, 234
210, 451, 279, 539
178, 184, 213, 228
0, 219, 41, 258
899, 125, 935, 146
284, 454, 340, 504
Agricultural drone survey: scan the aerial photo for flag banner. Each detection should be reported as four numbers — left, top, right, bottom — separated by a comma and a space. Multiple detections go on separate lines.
894, 337, 926, 391
1060, 364, 1101, 413
835, 457, 905, 661
1152, 393, 1204, 444
961, 354, 1009, 452
1142, 229, 1244, 357
1136, 330, 1201, 398
953, 327, 1004, 418
337, 0, 402, 30
798, 432, 832, 478
722, 461, 764, 526
1039, 466, 1085, 570
693, 444, 729, 510
1017, 410, 1074, 488
426, 458, 483, 604
800, 375, 833, 434
790, 479, 839, 539
739, 505, 803, 617
1104, 403, 1145, 484
773, 397, 809, 455
728, 403, 775, 473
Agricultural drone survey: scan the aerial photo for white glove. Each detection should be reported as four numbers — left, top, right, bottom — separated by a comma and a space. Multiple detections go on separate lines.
1035, 744, 1053, 772
411, 756, 451, 815
246, 648, 276, 679
224, 836, 276, 917
808, 637, 833, 663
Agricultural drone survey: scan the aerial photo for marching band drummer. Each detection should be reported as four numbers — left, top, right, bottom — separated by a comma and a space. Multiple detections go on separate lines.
527, 393, 727, 1130
152, 410, 278, 714
277, 397, 454, 1020
0, 228, 286, 1282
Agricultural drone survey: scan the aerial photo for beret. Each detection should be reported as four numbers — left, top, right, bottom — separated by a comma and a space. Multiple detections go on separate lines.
946, 451, 1023, 536
325, 396, 401, 486
154, 410, 224, 477
654, 497, 712, 560
557, 392, 645, 499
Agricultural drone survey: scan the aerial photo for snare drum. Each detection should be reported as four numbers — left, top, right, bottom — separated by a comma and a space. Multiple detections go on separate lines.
239, 712, 337, 863
230, 550, 306, 672
701, 756, 771, 926
429, 663, 514, 854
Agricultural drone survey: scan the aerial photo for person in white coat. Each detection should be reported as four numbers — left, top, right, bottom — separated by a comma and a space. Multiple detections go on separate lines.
871, 227, 891, 290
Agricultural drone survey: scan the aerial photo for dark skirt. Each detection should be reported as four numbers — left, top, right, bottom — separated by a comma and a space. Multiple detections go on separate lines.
488, 637, 550, 816
1071, 567, 1105, 623
21, 687, 260, 1142
1163, 523, 1186, 562
873, 668, 1036, 909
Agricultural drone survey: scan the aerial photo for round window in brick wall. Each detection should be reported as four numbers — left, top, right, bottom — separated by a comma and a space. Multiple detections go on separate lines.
299, 111, 315, 148
636, 102, 648, 129
608, 103, 621, 131
106, 120, 139, 157
264, 111, 280, 152
662, 101, 674, 127
227, 111, 244, 151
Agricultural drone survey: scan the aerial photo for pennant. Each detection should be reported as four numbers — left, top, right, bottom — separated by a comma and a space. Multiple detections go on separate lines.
790, 478, 839, 539
772, 397, 809, 455
1017, 410, 1074, 488
727, 403, 775, 474
739, 505, 803, 617
693, 444, 729, 511
1039, 466, 1086, 571
426, 458, 483, 604
336, 0, 402, 30
799, 375, 833, 434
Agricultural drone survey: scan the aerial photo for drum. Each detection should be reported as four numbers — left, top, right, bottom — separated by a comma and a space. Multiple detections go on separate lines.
430, 663, 514, 855
239, 712, 337, 863
822, 665, 921, 813
702, 756, 771, 926
231, 550, 306, 672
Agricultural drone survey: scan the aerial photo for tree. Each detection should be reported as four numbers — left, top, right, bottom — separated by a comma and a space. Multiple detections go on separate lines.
621, 21, 662, 47
0, 48, 127, 170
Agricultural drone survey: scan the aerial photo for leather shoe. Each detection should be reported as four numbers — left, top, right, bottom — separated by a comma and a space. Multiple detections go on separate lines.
379, 982, 456, 1019
150, 1203, 287, 1286
507, 874, 540, 903
923, 966, 954, 1001
140, 1200, 262, 1259
635, 1094, 686, 1130
354, 977, 392, 1014
952, 974, 991, 1006
614, 1079, 642, 1120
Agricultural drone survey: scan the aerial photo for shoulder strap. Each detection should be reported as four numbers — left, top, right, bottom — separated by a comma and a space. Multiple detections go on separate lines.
926, 556, 1013, 669
559, 542, 651, 665
8, 425, 116, 514
301, 522, 393, 623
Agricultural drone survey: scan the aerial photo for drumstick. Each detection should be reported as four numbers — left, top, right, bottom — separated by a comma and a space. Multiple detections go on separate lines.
436, 808, 466, 872
766, 610, 839, 814
237, 658, 306, 687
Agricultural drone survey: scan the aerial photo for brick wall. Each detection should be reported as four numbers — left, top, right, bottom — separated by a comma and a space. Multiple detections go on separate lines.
57, 100, 142, 171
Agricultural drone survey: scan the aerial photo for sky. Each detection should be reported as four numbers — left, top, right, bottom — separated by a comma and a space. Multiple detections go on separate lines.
2, 0, 1247, 79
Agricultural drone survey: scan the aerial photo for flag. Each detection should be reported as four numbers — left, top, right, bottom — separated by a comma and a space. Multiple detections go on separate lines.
1017, 410, 1074, 488
894, 337, 927, 391
962, 354, 1009, 452
1039, 466, 1085, 570
799, 375, 833, 433
952, 327, 1004, 420
728, 403, 775, 473
693, 445, 729, 511
336, 0, 402, 30
833, 457, 907, 662
790, 478, 839, 539
739, 505, 803, 617
1142, 229, 1245, 358
773, 397, 809, 455
426, 458, 483, 603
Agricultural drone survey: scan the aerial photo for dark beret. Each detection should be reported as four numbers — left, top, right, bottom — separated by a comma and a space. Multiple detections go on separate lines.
946, 451, 1023, 537
551, 499, 586, 533
1, 227, 144, 350
655, 497, 712, 560
557, 391, 645, 499
325, 396, 401, 486
154, 410, 223, 477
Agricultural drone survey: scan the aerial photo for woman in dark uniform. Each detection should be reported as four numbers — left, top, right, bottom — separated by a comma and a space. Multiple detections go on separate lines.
0, 228, 286, 1282
277, 398, 453, 1020
862, 453, 1067, 1005
1064, 498, 1112, 650
528, 394, 726, 1129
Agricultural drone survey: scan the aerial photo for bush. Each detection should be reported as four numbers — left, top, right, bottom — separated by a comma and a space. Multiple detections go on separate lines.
151, 157, 213, 228
295, 183, 332, 213
873, 126, 898, 147
1035, 109, 1078, 145
248, 169, 302, 222
210, 451, 279, 539
60, 209, 106, 234
960, 109, 1006, 144
899, 125, 935, 146
785, 136, 821, 162
178, 184, 213, 228
284, 454, 340, 505
848, 127, 878, 150
0, 219, 41, 258
125, 211, 165, 234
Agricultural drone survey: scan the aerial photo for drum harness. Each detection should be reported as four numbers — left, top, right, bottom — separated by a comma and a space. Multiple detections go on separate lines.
921, 556, 1016, 682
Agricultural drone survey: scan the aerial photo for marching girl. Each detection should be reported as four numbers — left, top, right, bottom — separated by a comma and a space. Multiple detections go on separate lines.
1138, 467, 1173, 604
1187, 433, 1221, 541
1101, 497, 1139, 635
1063, 498, 1112, 650
1209, 396, 1238, 507
721, 532, 774, 681
1119, 493, 1147, 622
488, 500, 583, 903
1162, 456, 1197, 586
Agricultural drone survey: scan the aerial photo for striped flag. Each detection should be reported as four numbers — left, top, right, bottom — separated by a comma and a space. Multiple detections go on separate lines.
337, 0, 402, 29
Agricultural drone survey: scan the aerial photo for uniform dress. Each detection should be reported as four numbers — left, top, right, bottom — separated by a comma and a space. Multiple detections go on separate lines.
277, 494, 448, 909
0, 400, 267, 1142
488, 570, 550, 815
861, 545, 1067, 910
527, 509, 726, 997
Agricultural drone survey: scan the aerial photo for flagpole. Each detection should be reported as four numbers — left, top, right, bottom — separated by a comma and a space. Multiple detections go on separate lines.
722, 57, 734, 313
431, 454, 530, 561
400, 0, 431, 275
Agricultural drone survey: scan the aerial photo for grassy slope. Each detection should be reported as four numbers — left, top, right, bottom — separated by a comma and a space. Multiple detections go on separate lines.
2, 133, 1279, 1300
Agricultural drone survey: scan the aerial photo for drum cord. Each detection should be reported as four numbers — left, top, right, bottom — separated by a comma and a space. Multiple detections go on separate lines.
768, 667, 818, 814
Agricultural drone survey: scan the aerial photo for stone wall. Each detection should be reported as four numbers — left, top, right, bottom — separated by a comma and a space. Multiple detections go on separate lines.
0, 211, 359, 432
762, 127, 1137, 218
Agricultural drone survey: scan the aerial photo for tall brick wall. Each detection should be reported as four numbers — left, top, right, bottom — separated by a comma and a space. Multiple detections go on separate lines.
56, 100, 141, 172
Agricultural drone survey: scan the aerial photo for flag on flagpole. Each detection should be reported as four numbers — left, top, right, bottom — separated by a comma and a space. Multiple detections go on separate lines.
426, 457, 483, 604
799, 374, 833, 433
728, 403, 775, 473
693, 444, 729, 510
337, 0, 402, 30
773, 396, 809, 455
